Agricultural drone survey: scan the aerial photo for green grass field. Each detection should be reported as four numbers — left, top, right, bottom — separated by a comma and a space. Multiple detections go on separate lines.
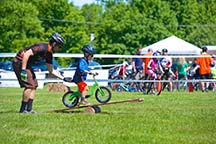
0, 87, 216, 144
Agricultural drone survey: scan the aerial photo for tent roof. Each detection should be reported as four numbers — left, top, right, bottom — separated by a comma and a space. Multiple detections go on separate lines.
204, 46, 216, 51
142, 35, 201, 55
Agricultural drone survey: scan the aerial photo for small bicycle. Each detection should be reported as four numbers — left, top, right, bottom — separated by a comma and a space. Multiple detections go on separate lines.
62, 73, 112, 108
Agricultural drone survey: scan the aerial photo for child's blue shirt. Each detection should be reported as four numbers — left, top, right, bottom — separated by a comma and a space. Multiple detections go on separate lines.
73, 58, 90, 83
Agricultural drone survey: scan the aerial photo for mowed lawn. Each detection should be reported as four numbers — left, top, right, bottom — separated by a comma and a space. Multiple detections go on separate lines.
0, 86, 216, 144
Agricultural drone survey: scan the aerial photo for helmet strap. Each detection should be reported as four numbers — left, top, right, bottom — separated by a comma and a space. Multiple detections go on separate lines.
84, 53, 89, 57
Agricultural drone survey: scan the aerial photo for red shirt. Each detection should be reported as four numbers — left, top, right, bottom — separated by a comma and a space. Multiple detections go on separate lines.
119, 65, 127, 77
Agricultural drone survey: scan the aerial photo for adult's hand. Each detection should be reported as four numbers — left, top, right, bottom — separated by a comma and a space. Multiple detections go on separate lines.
21, 69, 27, 81
63, 77, 73, 82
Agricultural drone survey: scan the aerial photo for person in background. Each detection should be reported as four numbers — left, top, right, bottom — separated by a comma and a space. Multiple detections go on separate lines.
146, 51, 161, 80
118, 61, 129, 79
142, 48, 153, 79
72, 45, 98, 105
193, 46, 214, 92
212, 55, 216, 68
159, 48, 174, 92
211, 55, 216, 91
191, 58, 200, 80
132, 48, 144, 75
210, 63, 216, 91
109, 66, 120, 91
110, 66, 120, 80
176, 57, 190, 90
12, 32, 71, 113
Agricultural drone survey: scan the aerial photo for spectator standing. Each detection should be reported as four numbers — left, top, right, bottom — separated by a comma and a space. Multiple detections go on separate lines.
176, 57, 190, 90
132, 48, 144, 75
193, 46, 214, 92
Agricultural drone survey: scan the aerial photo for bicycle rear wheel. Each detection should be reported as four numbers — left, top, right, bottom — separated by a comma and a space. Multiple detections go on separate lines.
146, 82, 153, 94
95, 86, 112, 103
62, 91, 79, 108
146, 81, 162, 95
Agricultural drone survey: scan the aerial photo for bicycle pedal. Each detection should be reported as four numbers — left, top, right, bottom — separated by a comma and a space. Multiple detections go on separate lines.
85, 95, 90, 98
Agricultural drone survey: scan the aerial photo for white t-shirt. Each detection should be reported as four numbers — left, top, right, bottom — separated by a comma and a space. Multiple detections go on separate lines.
160, 56, 172, 70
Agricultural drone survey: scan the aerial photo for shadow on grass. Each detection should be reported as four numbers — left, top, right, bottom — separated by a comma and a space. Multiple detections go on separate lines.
47, 109, 112, 114
0, 110, 18, 114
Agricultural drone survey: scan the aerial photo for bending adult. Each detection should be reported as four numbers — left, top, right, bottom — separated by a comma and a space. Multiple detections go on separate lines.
12, 32, 71, 113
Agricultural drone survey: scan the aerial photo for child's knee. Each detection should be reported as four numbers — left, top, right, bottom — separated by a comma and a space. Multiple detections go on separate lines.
84, 86, 89, 91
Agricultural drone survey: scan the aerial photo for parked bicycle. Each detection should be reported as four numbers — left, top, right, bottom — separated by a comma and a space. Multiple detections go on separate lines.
114, 71, 145, 92
62, 73, 112, 108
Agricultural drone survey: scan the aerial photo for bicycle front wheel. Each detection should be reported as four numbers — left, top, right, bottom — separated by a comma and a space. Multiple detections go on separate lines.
95, 86, 112, 103
62, 91, 79, 108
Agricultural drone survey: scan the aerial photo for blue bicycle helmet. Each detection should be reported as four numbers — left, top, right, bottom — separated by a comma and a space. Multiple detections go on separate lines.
153, 51, 161, 57
153, 51, 161, 61
82, 45, 96, 55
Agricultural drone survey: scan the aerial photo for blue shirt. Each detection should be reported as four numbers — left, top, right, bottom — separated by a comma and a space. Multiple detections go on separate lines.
73, 58, 90, 84
132, 54, 143, 70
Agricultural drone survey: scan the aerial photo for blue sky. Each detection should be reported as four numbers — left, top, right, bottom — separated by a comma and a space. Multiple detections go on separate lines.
70, 0, 95, 7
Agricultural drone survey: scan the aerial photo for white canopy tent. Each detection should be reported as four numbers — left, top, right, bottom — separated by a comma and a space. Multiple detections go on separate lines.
204, 46, 216, 54
142, 35, 201, 55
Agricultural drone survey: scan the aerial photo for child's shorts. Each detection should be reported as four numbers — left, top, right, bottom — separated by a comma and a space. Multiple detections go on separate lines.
77, 81, 87, 92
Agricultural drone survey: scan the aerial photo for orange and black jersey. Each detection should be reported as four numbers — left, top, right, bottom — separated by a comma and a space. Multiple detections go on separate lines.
15, 43, 53, 64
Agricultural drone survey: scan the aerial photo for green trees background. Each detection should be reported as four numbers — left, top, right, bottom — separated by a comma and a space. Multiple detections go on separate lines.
0, 0, 216, 66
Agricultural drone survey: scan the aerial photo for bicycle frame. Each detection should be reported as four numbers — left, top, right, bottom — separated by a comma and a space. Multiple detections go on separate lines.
91, 75, 106, 96
68, 74, 104, 100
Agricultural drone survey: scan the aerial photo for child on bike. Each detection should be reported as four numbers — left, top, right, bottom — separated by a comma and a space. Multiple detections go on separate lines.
144, 51, 161, 94
159, 48, 175, 92
72, 45, 97, 105
147, 51, 161, 80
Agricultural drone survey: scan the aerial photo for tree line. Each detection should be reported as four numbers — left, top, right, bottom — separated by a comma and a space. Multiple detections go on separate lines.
0, 0, 216, 66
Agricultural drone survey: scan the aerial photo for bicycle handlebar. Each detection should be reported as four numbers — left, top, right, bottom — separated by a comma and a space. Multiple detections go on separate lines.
89, 72, 99, 77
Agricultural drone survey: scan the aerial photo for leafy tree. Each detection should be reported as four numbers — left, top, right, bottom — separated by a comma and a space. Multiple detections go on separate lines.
1, 0, 216, 66
168, 0, 216, 47
0, 0, 43, 53
30, 0, 72, 32
188, 0, 216, 47
97, 0, 178, 64
81, 3, 103, 34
